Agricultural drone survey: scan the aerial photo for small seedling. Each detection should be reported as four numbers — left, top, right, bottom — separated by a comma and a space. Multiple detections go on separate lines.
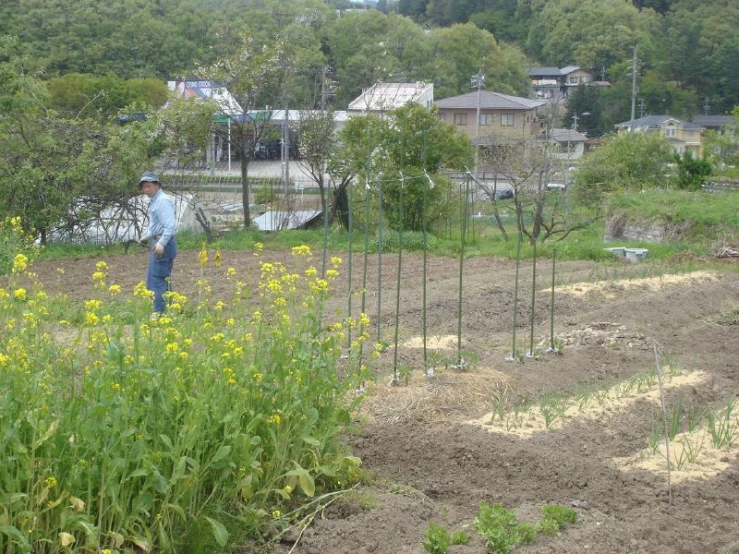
669, 396, 684, 440
538, 504, 578, 536
451, 531, 469, 545
707, 398, 738, 448
680, 434, 705, 464
424, 522, 451, 554
648, 424, 661, 454
474, 502, 524, 554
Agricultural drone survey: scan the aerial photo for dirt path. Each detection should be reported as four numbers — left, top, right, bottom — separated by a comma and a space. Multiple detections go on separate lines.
31, 249, 739, 554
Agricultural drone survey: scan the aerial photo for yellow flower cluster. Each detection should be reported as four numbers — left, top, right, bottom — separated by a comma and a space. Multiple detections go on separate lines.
291, 245, 311, 257
92, 261, 108, 288
133, 281, 153, 299
12, 253, 28, 273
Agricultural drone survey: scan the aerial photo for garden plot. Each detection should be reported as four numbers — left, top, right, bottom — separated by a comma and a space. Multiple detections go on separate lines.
25, 251, 739, 554
466, 369, 711, 438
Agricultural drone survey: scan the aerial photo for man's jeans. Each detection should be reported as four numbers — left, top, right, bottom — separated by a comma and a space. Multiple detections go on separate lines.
146, 238, 177, 313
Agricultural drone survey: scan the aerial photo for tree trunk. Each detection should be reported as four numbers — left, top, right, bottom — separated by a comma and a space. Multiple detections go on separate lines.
241, 156, 251, 228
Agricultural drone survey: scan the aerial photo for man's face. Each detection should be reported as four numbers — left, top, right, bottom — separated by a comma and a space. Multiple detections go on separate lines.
141, 181, 159, 197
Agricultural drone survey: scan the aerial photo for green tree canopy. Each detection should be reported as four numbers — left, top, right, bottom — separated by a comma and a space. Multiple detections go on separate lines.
335, 104, 472, 232
575, 131, 674, 205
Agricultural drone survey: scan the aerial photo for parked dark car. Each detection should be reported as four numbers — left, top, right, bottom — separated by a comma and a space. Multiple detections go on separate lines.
490, 189, 514, 200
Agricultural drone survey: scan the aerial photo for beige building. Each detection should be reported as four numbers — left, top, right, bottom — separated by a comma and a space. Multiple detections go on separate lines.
615, 115, 705, 157
434, 91, 547, 143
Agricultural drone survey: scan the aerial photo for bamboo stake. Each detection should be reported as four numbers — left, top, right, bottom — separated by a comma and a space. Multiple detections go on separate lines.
392, 173, 404, 384
527, 240, 537, 358
346, 179, 353, 348
376, 177, 383, 343
457, 174, 470, 367
547, 248, 558, 353
652, 338, 673, 505
506, 232, 523, 362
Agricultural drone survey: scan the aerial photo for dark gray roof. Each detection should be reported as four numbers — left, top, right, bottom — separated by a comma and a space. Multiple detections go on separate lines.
527, 67, 561, 77
559, 65, 582, 75
691, 115, 735, 128
548, 128, 587, 143
527, 66, 587, 77
434, 91, 545, 110
614, 115, 704, 131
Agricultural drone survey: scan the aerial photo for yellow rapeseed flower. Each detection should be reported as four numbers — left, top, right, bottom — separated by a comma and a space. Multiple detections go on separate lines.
134, 281, 153, 299
13, 288, 27, 301
12, 253, 28, 273
215, 246, 222, 268
227, 267, 236, 276
108, 284, 121, 294
291, 245, 311, 257
45, 476, 57, 488
330, 256, 342, 266
310, 279, 328, 293
199, 244, 208, 269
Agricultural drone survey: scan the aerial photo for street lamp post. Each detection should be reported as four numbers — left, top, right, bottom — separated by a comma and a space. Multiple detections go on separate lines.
565, 111, 589, 211
471, 68, 485, 180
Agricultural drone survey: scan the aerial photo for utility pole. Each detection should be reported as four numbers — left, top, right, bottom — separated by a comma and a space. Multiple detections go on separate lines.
471, 67, 485, 179
703, 97, 711, 116
630, 45, 639, 130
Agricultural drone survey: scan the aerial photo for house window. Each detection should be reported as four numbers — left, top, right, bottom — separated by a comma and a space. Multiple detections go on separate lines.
479, 113, 493, 126
454, 113, 468, 126
665, 123, 676, 138
439, 113, 447, 122
501, 113, 514, 127
568, 76, 579, 84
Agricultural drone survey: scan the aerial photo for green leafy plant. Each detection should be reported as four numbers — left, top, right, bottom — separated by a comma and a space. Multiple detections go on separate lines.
424, 523, 452, 554
0, 248, 369, 552
474, 502, 531, 554
538, 505, 578, 536
451, 530, 470, 545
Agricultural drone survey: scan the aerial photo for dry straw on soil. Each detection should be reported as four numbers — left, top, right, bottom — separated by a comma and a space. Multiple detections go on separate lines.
554, 270, 720, 298
360, 366, 517, 425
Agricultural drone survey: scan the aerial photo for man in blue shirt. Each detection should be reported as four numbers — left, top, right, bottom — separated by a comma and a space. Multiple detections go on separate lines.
137, 171, 177, 314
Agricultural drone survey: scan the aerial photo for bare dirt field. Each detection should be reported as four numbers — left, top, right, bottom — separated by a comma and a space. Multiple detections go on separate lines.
32, 248, 739, 554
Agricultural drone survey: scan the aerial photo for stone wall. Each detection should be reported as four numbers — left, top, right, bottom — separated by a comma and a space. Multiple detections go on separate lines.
604, 214, 692, 243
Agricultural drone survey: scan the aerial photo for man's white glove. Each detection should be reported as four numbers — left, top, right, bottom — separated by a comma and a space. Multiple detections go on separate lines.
154, 243, 165, 258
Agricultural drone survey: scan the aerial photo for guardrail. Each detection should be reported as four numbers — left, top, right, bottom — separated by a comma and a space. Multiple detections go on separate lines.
703, 180, 739, 193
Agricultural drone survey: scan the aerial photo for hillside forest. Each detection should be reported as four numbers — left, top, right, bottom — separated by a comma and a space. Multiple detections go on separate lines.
1, 0, 737, 136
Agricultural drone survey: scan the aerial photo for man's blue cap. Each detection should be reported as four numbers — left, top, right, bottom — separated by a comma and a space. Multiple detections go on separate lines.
138, 171, 160, 187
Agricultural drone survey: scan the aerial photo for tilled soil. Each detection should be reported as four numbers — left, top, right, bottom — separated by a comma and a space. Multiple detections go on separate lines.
32, 248, 739, 554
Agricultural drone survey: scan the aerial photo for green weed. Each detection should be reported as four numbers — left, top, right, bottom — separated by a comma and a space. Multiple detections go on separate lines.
424, 523, 451, 554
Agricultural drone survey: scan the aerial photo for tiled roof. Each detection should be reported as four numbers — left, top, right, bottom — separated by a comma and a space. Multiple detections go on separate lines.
548, 128, 588, 142
691, 115, 735, 128
615, 115, 704, 131
434, 91, 545, 110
